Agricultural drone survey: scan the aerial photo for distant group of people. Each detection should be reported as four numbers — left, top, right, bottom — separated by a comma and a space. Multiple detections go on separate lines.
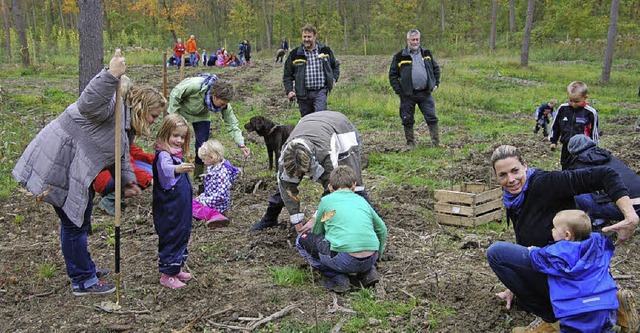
11, 21, 640, 333
169, 36, 251, 68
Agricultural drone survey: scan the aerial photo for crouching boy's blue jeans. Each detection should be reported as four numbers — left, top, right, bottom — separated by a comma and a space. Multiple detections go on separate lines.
486, 241, 557, 323
296, 232, 377, 278
53, 188, 99, 290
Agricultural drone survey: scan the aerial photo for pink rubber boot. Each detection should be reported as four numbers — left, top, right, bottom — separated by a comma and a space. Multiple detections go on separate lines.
206, 211, 230, 229
160, 273, 186, 289
175, 270, 193, 282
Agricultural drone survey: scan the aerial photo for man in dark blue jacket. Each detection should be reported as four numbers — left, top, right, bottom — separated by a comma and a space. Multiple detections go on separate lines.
389, 29, 442, 148
567, 134, 640, 225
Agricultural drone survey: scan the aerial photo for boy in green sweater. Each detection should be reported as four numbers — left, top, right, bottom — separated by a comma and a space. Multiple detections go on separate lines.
296, 165, 387, 293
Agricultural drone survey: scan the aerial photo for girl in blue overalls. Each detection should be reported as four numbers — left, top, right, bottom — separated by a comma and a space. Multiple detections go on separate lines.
152, 114, 195, 289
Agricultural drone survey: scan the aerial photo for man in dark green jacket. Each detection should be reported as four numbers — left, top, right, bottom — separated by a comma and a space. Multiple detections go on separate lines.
283, 24, 340, 117
389, 29, 442, 148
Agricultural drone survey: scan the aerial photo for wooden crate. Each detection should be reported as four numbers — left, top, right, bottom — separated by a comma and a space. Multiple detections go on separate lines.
434, 183, 504, 227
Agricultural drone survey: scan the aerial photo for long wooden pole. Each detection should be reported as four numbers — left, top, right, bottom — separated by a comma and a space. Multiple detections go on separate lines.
180, 56, 185, 82
114, 81, 122, 305
162, 51, 168, 117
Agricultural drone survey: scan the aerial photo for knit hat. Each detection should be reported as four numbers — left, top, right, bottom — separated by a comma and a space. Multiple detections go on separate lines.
568, 134, 596, 154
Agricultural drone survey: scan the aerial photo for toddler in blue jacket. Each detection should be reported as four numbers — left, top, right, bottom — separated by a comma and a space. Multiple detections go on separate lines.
533, 99, 557, 137
529, 210, 618, 332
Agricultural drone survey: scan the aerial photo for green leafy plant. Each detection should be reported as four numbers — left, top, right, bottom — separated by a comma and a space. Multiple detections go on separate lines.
13, 215, 25, 224
40, 263, 57, 279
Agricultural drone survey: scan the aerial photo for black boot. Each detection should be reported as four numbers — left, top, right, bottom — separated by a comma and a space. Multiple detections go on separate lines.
250, 203, 282, 231
403, 125, 415, 147
428, 123, 441, 147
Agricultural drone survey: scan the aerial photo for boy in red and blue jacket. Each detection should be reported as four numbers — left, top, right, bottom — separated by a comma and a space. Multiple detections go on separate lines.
549, 81, 599, 170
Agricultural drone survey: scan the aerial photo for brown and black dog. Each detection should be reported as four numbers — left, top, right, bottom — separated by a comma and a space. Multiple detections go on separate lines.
244, 116, 295, 171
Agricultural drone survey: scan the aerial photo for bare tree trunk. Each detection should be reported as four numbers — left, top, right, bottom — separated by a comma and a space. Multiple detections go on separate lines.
509, 0, 515, 33
159, 0, 178, 42
337, 0, 347, 48
520, 0, 535, 66
601, 0, 621, 84
440, 0, 445, 32
12, 0, 30, 66
78, 0, 103, 94
1, 0, 11, 64
58, 0, 65, 29
262, 0, 272, 48
490, 0, 497, 51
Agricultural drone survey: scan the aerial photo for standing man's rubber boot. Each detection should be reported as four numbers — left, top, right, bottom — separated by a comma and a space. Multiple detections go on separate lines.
427, 123, 443, 148
250, 203, 282, 231
403, 125, 415, 148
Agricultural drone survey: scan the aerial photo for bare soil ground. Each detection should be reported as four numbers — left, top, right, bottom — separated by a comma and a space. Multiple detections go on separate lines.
1, 55, 639, 332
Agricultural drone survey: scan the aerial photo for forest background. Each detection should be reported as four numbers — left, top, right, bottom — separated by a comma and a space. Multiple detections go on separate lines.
1, 0, 640, 67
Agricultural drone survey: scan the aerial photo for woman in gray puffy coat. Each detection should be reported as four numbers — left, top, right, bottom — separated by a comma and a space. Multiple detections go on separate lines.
12, 49, 157, 296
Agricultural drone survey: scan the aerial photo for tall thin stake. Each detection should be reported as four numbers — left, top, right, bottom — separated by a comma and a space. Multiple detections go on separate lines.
162, 51, 168, 117
114, 82, 122, 305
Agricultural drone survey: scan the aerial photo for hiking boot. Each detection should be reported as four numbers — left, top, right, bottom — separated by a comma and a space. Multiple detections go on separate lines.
617, 289, 640, 333
512, 317, 559, 333
249, 218, 278, 231
72, 281, 116, 296
160, 273, 186, 289
175, 270, 193, 282
322, 274, 351, 293
249, 203, 282, 231
358, 267, 380, 288
96, 268, 110, 279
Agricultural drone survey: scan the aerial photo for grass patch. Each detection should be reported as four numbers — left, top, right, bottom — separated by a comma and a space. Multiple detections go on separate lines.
339, 288, 417, 332
39, 263, 57, 279
268, 266, 309, 286
13, 215, 25, 224
198, 242, 223, 263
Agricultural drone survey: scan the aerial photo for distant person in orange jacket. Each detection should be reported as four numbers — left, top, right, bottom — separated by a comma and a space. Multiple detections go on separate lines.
173, 38, 186, 67
186, 35, 198, 67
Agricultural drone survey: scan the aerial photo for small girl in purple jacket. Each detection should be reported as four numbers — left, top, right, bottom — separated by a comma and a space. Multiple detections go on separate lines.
152, 114, 195, 289
192, 139, 240, 228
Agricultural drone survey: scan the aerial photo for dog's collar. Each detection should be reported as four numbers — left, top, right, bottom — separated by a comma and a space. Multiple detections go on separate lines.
268, 124, 282, 135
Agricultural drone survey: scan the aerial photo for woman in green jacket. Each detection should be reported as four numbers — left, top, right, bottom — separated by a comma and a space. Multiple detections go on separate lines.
168, 74, 251, 176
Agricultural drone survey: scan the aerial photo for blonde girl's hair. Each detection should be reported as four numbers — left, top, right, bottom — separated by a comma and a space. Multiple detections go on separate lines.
123, 80, 166, 137
490, 145, 526, 171
198, 139, 224, 165
156, 113, 191, 158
